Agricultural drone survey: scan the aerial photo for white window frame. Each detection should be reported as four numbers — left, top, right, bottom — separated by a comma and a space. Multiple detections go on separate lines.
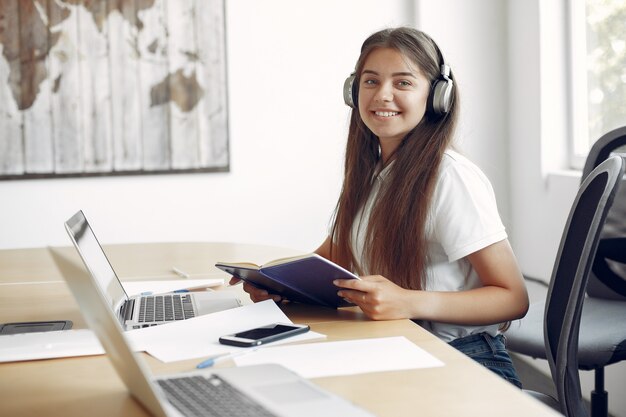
567, 0, 589, 170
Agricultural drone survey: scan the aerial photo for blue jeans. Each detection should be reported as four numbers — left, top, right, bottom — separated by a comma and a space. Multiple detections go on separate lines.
449, 333, 522, 388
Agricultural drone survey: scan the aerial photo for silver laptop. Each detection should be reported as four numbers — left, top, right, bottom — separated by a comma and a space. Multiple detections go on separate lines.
64, 210, 241, 330
50, 247, 374, 417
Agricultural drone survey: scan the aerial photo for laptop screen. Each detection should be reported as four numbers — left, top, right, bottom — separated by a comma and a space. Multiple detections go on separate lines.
64, 210, 128, 311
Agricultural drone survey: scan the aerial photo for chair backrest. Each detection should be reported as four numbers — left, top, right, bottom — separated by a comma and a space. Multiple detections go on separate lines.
581, 126, 626, 300
545, 155, 624, 417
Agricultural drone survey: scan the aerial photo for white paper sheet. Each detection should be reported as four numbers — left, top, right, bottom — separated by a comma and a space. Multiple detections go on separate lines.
0, 301, 324, 364
127, 300, 326, 363
0, 329, 104, 363
233, 336, 444, 378
121, 278, 223, 296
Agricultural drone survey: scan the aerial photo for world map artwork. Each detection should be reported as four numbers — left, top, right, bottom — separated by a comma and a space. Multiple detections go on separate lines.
0, 0, 228, 178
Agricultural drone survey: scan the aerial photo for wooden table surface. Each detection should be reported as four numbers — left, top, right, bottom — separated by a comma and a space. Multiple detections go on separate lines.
0, 243, 560, 417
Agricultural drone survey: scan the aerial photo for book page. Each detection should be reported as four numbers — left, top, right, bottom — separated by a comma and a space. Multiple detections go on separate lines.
262, 253, 315, 268
215, 261, 261, 269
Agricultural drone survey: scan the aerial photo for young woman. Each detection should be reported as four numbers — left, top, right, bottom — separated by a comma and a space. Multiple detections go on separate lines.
233, 27, 529, 388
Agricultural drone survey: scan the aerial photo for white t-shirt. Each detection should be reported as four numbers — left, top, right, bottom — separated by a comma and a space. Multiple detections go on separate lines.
350, 149, 507, 342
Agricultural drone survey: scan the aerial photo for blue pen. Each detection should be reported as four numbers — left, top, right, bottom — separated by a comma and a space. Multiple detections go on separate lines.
197, 353, 230, 369
196, 350, 253, 369
173, 289, 189, 293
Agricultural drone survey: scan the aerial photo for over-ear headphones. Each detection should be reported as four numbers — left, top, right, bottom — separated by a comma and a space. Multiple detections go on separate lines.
427, 63, 453, 117
342, 72, 358, 109
342, 47, 454, 118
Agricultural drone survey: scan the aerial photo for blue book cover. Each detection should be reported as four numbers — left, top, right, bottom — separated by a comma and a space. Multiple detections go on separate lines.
215, 253, 359, 308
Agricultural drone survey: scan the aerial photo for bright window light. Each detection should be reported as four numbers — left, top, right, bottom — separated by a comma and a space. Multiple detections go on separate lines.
569, 0, 626, 168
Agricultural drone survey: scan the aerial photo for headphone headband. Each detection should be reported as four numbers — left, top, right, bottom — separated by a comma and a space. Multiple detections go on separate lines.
439, 64, 451, 80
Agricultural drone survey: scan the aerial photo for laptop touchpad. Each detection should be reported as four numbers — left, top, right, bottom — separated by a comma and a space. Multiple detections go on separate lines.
255, 381, 329, 403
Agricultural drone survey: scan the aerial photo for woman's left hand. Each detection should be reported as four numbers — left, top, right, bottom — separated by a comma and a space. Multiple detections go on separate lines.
334, 275, 413, 320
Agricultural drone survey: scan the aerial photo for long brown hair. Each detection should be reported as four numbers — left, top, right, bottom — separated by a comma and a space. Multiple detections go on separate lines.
330, 27, 460, 290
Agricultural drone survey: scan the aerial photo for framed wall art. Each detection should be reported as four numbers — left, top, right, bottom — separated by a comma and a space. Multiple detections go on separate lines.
0, 0, 229, 179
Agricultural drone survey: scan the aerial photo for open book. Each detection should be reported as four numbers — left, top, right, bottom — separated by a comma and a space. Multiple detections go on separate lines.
215, 253, 359, 308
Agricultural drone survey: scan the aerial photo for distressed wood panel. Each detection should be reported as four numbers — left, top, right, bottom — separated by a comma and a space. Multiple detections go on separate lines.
166, 0, 201, 170
109, 0, 143, 171
196, 0, 229, 167
21, 0, 54, 173
49, 0, 83, 174
0, 0, 24, 175
0, 0, 228, 180
137, 0, 170, 171
77, 0, 113, 173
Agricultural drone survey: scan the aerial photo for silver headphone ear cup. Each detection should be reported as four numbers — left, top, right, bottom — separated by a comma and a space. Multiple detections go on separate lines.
343, 74, 357, 108
430, 79, 453, 116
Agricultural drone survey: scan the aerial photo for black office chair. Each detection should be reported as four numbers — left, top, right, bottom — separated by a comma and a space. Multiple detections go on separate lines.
577, 126, 626, 416
582, 126, 626, 301
508, 155, 625, 417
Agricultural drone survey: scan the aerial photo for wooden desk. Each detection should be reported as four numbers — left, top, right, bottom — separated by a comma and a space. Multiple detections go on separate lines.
0, 243, 559, 417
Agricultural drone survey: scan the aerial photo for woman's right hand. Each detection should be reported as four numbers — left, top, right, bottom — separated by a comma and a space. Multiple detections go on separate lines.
229, 277, 283, 303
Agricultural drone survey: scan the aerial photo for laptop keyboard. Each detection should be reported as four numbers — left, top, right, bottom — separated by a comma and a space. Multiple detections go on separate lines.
138, 294, 195, 323
158, 375, 278, 417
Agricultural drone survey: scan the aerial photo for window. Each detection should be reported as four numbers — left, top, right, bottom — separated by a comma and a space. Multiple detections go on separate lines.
569, 0, 626, 168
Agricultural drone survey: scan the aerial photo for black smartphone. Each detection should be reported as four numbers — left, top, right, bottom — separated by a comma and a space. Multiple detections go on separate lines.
218, 323, 310, 347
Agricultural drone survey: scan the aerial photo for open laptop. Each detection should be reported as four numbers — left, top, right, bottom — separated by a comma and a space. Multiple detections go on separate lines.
50, 247, 374, 417
64, 210, 241, 330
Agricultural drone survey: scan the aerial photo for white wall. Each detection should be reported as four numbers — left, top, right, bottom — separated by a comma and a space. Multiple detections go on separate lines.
418, 0, 511, 227
509, 0, 580, 282
0, 0, 511, 254
0, 0, 510, 251
0, 0, 415, 252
